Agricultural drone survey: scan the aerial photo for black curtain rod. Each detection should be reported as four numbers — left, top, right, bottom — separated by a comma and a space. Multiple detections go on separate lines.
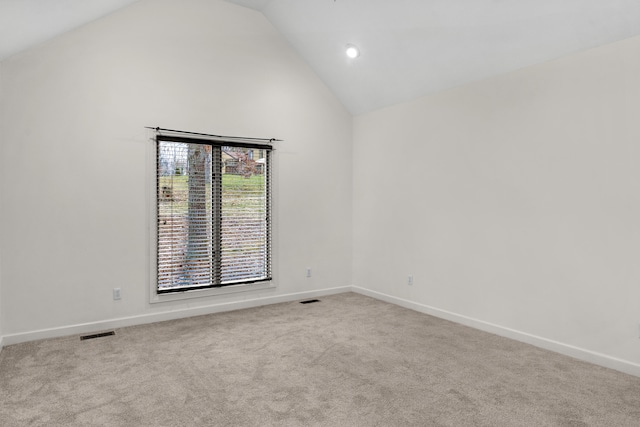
146, 127, 282, 143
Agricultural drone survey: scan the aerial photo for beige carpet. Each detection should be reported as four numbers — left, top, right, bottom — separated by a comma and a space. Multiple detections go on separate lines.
1, 292, 639, 426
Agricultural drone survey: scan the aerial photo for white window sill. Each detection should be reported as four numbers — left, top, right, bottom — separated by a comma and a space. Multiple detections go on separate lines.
150, 280, 275, 304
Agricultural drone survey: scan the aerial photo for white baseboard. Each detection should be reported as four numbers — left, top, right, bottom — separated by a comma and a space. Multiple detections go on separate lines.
352, 286, 640, 378
5, 285, 639, 379
1, 286, 351, 346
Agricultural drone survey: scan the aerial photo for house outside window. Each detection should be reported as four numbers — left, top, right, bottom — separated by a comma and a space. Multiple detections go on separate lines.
156, 135, 272, 294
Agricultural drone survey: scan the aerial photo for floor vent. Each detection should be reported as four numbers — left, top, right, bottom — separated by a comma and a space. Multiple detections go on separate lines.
300, 299, 320, 304
80, 331, 115, 341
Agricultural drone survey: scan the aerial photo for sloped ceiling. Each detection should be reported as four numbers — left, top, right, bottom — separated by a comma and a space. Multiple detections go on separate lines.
0, 0, 139, 61
228, 0, 640, 114
1, 0, 639, 115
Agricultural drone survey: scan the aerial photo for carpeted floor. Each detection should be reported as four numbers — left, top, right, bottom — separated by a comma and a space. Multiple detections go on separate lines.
1, 292, 639, 426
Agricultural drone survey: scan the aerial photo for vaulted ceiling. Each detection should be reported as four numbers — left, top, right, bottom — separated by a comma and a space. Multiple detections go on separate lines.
229, 0, 640, 114
2, 0, 640, 115
0, 0, 139, 61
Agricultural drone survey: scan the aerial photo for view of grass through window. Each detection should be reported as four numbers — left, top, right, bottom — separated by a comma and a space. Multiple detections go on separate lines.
157, 140, 270, 292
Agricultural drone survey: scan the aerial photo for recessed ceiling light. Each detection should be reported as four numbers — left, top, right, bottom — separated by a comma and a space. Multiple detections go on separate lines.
346, 44, 360, 58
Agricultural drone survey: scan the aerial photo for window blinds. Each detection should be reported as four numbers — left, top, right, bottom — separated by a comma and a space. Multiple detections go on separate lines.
157, 136, 271, 293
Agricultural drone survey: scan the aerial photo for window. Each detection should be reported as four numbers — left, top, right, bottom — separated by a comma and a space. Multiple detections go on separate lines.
156, 135, 272, 294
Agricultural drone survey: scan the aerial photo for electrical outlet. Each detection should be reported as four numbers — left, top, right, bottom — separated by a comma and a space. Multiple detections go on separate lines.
113, 288, 122, 300
407, 275, 413, 286
306, 268, 312, 278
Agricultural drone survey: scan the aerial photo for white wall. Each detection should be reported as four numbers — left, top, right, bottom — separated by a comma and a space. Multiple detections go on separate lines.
353, 35, 640, 373
2, 0, 638, 378
0, 251, 2, 350
0, 0, 352, 340
0, 230, 3, 350
0, 65, 4, 350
